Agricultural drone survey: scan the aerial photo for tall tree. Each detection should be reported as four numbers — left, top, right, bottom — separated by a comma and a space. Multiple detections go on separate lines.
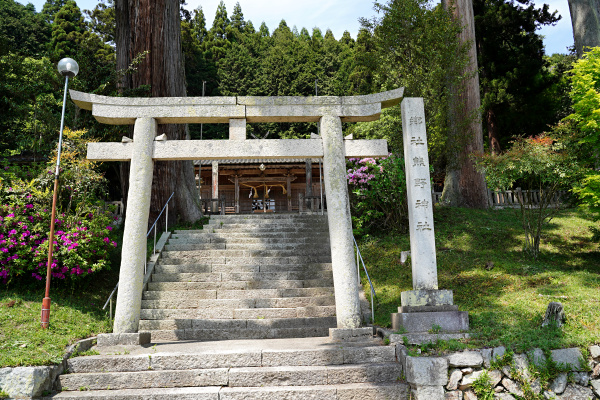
41, 0, 67, 24
115, 0, 201, 226
441, 0, 489, 208
568, 0, 600, 57
0, 0, 50, 56
49, 0, 85, 60
474, 0, 561, 154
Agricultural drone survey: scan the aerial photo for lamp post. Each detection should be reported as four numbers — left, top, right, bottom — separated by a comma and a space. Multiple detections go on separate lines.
41, 58, 79, 329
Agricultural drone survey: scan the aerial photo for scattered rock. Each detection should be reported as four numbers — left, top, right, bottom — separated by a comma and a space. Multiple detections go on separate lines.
459, 370, 484, 390
592, 363, 600, 379
481, 348, 492, 368
590, 345, 600, 360
447, 369, 462, 391
494, 393, 516, 400
542, 302, 565, 327
405, 356, 449, 386
501, 377, 524, 397
489, 370, 503, 387
513, 354, 531, 381
447, 351, 484, 368
411, 384, 445, 400
463, 389, 477, 400
461, 368, 474, 375
494, 385, 504, 392
543, 390, 556, 399
502, 365, 512, 379
549, 373, 567, 395
493, 346, 506, 362
530, 378, 542, 394
530, 348, 546, 367
569, 372, 589, 386
551, 348, 584, 371
555, 384, 594, 399
591, 379, 600, 398
445, 390, 463, 400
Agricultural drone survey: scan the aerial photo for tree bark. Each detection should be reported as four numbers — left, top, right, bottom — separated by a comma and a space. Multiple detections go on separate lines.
441, 0, 489, 208
115, 0, 201, 227
568, 0, 600, 58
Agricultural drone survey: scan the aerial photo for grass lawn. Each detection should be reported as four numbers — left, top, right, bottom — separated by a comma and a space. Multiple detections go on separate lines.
359, 206, 600, 352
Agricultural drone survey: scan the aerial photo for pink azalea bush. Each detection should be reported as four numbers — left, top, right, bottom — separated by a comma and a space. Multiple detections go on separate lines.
346, 154, 408, 235
0, 187, 116, 284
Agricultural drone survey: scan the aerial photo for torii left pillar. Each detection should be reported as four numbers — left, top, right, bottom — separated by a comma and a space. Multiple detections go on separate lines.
113, 118, 156, 333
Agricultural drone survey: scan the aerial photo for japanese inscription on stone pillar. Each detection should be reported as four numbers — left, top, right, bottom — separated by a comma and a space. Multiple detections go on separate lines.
401, 98, 438, 290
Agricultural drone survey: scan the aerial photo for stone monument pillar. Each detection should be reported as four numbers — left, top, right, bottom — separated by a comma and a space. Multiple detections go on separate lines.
320, 114, 362, 329
114, 118, 156, 333
211, 161, 219, 212
391, 98, 469, 333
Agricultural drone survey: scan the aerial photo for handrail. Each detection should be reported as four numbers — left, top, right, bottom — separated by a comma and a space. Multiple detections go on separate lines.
353, 236, 376, 325
102, 192, 176, 318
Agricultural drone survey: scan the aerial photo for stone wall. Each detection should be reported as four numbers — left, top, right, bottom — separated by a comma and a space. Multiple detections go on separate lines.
394, 341, 600, 400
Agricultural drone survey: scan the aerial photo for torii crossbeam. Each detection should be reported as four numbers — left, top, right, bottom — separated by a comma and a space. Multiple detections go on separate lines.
72, 88, 404, 334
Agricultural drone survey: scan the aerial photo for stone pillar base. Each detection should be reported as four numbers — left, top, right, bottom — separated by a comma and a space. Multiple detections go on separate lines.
392, 289, 469, 333
329, 327, 374, 342
97, 332, 151, 347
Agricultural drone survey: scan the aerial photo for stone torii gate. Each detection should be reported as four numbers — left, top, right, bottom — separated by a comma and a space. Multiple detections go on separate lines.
71, 88, 404, 334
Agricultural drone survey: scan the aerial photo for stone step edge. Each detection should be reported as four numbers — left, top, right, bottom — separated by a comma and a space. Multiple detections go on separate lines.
47, 382, 408, 399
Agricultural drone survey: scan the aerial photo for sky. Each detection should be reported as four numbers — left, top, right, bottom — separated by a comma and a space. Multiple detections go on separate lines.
23, 0, 574, 55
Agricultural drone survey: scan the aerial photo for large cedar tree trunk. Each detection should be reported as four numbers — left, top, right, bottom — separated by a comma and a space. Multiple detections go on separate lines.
441, 0, 489, 208
116, 0, 201, 227
568, 0, 600, 58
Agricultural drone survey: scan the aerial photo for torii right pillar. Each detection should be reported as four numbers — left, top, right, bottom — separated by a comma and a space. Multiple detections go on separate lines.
391, 98, 469, 335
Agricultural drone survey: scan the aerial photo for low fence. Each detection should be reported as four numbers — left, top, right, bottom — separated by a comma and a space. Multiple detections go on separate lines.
432, 189, 568, 208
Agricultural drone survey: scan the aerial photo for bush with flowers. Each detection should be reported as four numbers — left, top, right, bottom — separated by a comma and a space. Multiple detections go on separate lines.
346, 154, 408, 236
0, 128, 118, 285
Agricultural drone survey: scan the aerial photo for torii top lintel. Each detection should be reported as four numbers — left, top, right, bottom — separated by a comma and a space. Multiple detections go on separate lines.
69, 88, 404, 125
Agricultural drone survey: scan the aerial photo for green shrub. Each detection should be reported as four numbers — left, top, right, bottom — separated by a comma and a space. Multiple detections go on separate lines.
347, 154, 408, 235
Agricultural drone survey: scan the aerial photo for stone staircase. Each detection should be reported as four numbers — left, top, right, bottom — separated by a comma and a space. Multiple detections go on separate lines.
44, 214, 409, 399
49, 337, 409, 399
139, 214, 339, 341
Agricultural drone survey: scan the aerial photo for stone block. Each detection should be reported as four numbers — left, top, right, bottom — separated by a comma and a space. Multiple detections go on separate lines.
410, 384, 445, 400
0, 366, 51, 398
513, 354, 531, 380
391, 311, 469, 333
570, 371, 589, 386
495, 393, 516, 400
446, 369, 462, 390
481, 348, 492, 368
329, 327, 373, 342
219, 385, 336, 400
502, 377, 524, 397
459, 370, 484, 389
590, 345, 600, 360
463, 390, 477, 400
493, 346, 506, 361
398, 305, 458, 313
400, 289, 454, 307
591, 379, 600, 398
97, 332, 151, 347
447, 351, 483, 368
343, 346, 396, 364
150, 351, 261, 370
445, 390, 463, 400
396, 344, 409, 370
530, 348, 547, 367
551, 348, 584, 371
556, 384, 594, 399
405, 356, 448, 386
262, 349, 343, 367
67, 355, 150, 373
229, 366, 327, 387
327, 363, 402, 384
336, 382, 410, 400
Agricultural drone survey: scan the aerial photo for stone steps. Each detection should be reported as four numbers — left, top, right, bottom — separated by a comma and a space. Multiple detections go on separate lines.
48, 383, 408, 399
139, 305, 337, 320
140, 214, 337, 341
154, 262, 333, 274
49, 342, 407, 400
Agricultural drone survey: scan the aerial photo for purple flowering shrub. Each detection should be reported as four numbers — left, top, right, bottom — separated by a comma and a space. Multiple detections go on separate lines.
0, 188, 117, 284
346, 154, 408, 235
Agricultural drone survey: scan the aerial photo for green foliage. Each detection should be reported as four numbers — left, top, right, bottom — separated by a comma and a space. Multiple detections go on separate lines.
347, 154, 408, 236
0, 129, 117, 285
566, 47, 600, 150
472, 370, 495, 400
572, 171, 600, 245
474, 0, 563, 152
473, 134, 582, 258
0, 0, 50, 56
49, 0, 86, 61
350, 0, 468, 164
